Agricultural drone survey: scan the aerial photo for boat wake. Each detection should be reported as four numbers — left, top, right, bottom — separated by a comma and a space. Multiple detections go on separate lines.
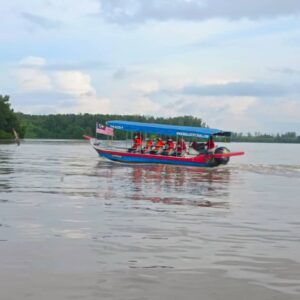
233, 164, 300, 178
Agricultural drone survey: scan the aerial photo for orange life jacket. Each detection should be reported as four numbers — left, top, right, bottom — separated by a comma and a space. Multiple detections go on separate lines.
153, 139, 163, 150
144, 140, 153, 150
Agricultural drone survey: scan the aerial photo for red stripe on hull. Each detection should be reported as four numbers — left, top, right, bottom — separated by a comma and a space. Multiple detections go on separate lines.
96, 148, 211, 164
95, 148, 243, 161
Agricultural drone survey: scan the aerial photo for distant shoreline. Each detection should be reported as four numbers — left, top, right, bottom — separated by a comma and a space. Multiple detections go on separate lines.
1, 105, 299, 143
1, 138, 300, 144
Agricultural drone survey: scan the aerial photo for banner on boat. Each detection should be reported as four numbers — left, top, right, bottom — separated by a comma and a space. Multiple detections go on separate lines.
96, 123, 114, 136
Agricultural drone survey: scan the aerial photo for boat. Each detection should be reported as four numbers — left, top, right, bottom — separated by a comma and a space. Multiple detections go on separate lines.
86, 120, 244, 168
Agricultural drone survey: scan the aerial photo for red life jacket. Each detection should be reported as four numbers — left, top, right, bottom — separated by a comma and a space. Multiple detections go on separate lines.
207, 139, 215, 150
133, 137, 142, 149
177, 140, 186, 152
144, 140, 153, 150
166, 140, 174, 152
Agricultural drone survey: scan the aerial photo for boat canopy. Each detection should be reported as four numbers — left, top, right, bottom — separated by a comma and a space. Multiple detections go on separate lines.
106, 120, 231, 138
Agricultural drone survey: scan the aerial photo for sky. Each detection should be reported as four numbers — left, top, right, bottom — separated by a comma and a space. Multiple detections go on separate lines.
1, 0, 300, 134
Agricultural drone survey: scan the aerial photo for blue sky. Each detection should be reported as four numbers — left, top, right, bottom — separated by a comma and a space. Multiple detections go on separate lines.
1, 0, 300, 133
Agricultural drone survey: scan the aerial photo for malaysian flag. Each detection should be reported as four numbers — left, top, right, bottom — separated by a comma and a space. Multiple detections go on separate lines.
96, 123, 114, 136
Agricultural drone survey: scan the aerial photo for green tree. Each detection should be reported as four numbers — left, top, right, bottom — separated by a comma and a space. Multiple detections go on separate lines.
15, 113, 206, 139
0, 95, 25, 139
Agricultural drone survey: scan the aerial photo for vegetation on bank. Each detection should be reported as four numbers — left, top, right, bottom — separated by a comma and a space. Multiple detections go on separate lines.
16, 113, 300, 143
1, 94, 299, 143
231, 132, 300, 143
17, 113, 206, 140
0, 95, 25, 139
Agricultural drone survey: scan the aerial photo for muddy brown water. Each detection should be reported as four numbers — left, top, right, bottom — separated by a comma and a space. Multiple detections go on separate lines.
1, 140, 300, 299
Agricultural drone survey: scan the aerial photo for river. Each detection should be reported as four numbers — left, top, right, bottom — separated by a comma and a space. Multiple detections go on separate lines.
0, 140, 300, 299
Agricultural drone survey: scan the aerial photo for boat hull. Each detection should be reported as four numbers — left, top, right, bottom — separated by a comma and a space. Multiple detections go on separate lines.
95, 147, 218, 167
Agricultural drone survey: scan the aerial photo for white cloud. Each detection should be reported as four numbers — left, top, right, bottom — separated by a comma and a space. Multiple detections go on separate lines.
187, 96, 258, 116
99, 0, 300, 23
204, 95, 254, 115
130, 79, 160, 93
278, 99, 300, 120
227, 97, 257, 115
129, 96, 162, 114
14, 0, 100, 23
16, 68, 52, 92
16, 56, 51, 92
20, 56, 46, 67
15, 57, 111, 114
54, 71, 111, 114
55, 71, 94, 96
257, 98, 300, 123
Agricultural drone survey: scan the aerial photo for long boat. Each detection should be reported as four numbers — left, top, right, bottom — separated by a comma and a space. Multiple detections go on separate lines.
86, 120, 244, 168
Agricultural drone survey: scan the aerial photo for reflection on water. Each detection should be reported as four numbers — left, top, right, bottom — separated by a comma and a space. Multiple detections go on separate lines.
114, 164, 231, 207
0, 141, 300, 299
0, 147, 14, 192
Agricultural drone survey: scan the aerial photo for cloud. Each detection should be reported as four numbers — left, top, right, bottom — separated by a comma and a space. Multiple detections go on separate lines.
269, 67, 300, 75
54, 71, 111, 113
55, 71, 95, 96
257, 99, 300, 123
112, 68, 139, 80
128, 96, 162, 115
16, 56, 52, 92
19, 57, 106, 71
16, 0, 101, 26
131, 79, 160, 93
99, 0, 300, 23
11, 91, 75, 111
20, 56, 46, 67
150, 94, 259, 131
16, 70, 52, 92
21, 12, 62, 29
162, 95, 257, 116
14, 57, 111, 114
45, 61, 106, 71
181, 81, 292, 97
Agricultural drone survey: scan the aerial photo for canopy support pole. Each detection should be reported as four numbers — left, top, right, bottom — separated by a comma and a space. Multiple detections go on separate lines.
176, 135, 178, 157
140, 131, 142, 153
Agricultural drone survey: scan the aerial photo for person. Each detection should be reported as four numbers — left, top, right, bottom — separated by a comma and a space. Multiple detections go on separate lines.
191, 140, 198, 151
190, 139, 206, 153
150, 138, 164, 154
142, 138, 153, 154
128, 133, 142, 152
206, 136, 215, 153
163, 138, 175, 155
176, 137, 186, 156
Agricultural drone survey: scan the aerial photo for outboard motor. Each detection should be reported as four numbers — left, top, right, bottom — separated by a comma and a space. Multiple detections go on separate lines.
214, 147, 230, 165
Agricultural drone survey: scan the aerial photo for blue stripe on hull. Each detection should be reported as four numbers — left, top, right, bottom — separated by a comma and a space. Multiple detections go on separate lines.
98, 151, 212, 167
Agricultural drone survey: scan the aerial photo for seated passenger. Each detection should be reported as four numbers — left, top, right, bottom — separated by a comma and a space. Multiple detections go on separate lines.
191, 140, 198, 150
142, 138, 153, 154
128, 133, 142, 152
206, 136, 215, 154
150, 138, 164, 154
175, 137, 186, 156
190, 140, 206, 153
162, 138, 175, 155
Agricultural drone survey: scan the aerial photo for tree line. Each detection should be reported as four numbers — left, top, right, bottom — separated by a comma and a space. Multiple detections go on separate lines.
16, 113, 206, 140
0, 95, 25, 139
1, 94, 299, 143
231, 132, 300, 143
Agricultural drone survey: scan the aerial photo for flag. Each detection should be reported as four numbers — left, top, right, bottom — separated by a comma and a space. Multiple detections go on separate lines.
96, 123, 114, 136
